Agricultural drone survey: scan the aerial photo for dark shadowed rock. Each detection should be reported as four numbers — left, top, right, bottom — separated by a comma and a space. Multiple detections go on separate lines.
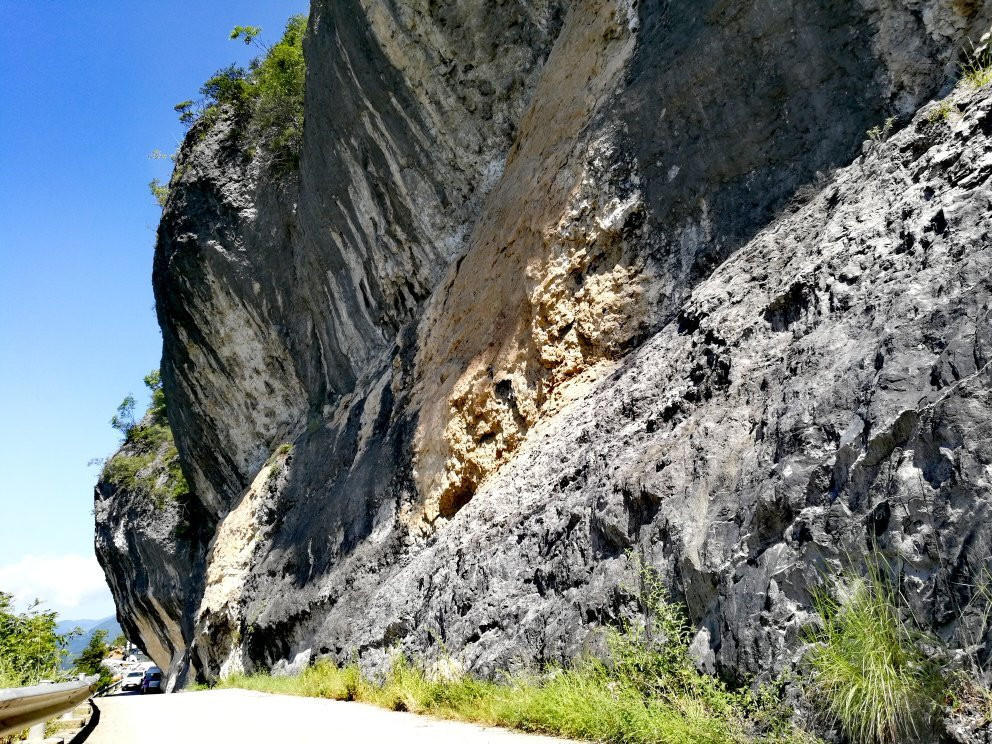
96, 1, 992, 737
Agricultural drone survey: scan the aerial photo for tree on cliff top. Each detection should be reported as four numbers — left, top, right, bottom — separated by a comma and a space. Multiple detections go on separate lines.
110, 370, 167, 441
143, 369, 166, 424
177, 15, 306, 171
102, 369, 190, 508
110, 394, 136, 439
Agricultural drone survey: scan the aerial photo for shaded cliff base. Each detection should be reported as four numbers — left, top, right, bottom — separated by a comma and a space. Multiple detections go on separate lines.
208, 560, 992, 744
213, 578, 821, 744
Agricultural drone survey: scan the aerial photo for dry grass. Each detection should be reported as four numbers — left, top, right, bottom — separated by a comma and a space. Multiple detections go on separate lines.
961, 44, 992, 88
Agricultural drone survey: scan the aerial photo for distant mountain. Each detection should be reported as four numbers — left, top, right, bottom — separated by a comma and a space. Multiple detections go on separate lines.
58, 615, 122, 667
56, 618, 98, 635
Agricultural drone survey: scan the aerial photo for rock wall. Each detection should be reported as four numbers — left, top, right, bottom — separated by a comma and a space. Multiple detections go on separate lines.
94, 430, 207, 689
97, 0, 992, 701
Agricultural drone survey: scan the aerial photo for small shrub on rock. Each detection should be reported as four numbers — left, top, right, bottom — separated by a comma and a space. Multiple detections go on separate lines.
961, 41, 992, 88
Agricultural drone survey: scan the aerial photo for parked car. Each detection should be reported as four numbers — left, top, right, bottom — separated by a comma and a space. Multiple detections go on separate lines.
121, 670, 145, 692
140, 667, 163, 694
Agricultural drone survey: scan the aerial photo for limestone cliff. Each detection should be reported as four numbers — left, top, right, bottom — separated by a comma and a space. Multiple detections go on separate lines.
97, 0, 992, 716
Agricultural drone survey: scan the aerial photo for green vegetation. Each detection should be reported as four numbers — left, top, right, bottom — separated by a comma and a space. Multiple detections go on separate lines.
147, 151, 175, 208
148, 178, 169, 208
110, 394, 136, 438
207, 558, 992, 743
263, 443, 293, 489
102, 370, 189, 508
265, 460, 282, 486
0, 592, 72, 688
144, 369, 167, 420
866, 117, 895, 144
0, 596, 76, 743
805, 560, 945, 743
179, 15, 306, 171
215, 573, 815, 744
960, 43, 992, 88
926, 99, 958, 124
230, 25, 263, 46
75, 629, 115, 689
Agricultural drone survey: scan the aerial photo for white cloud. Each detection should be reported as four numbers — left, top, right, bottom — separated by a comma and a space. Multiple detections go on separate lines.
0, 554, 113, 619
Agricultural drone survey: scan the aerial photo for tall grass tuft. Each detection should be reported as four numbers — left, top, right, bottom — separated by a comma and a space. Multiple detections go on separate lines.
805, 560, 944, 744
961, 43, 992, 88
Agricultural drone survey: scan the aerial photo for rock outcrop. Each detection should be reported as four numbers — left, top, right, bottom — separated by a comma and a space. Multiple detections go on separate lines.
97, 0, 992, 712
94, 423, 207, 689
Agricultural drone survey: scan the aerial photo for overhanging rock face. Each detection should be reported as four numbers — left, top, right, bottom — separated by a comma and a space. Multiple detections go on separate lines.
97, 0, 992, 697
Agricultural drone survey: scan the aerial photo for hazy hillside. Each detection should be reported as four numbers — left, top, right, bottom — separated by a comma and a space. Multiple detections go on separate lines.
57, 615, 122, 666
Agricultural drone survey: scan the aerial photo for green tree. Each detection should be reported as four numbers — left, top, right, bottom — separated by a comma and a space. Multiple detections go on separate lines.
110, 394, 136, 439
250, 15, 306, 168
101, 370, 190, 507
110, 371, 166, 442
173, 100, 195, 125
75, 629, 114, 688
174, 15, 306, 170
0, 592, 72, 686
143, 369, 166, 423
200, 63, 251, 113
148, 178, 169, 208
230, 25, 263, 46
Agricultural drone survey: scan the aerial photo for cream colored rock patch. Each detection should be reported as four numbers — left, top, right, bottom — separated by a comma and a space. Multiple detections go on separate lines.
194, 451, 288, 678
411, 0, 649, 525
529, 136, 651, 389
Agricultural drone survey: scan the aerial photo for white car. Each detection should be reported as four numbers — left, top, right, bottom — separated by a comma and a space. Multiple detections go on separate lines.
121, 670, 145, 692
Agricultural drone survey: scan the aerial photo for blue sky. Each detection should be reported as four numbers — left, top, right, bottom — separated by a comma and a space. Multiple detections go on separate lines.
0, 0, 307, 621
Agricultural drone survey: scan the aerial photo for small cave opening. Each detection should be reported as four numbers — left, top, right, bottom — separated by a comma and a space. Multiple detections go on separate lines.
438, 482, 475, 519
494, 378, 515, 403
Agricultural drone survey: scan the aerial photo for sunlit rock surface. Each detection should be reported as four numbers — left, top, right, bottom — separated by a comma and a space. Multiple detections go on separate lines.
96, 0, 992, 717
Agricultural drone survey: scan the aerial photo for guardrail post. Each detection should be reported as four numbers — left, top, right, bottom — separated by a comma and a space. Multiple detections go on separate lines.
27, 722, 44, 741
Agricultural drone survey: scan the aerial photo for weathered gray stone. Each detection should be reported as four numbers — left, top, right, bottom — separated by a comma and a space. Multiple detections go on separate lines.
93, 432, 206, 688
96, 0, 992, 738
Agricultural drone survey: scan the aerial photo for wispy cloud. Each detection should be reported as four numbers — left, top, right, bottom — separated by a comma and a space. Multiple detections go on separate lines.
0, 554, 113, 619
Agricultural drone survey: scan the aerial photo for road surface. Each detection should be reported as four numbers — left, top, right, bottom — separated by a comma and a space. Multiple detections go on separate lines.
87, 689, 575, 743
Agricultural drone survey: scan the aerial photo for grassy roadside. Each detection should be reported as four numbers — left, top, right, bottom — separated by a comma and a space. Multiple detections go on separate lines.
211, 579, 817, 744
204, 554, 992, 744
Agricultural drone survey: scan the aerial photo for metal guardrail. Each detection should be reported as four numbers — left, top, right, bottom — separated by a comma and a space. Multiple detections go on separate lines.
95, 678, 123, 697
0, 676, 99, 737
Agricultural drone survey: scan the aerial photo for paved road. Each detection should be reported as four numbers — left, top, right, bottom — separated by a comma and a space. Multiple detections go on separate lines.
87, 689, 575, 743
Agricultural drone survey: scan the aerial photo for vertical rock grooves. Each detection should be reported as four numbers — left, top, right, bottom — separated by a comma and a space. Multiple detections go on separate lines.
96, 0, 992, 709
